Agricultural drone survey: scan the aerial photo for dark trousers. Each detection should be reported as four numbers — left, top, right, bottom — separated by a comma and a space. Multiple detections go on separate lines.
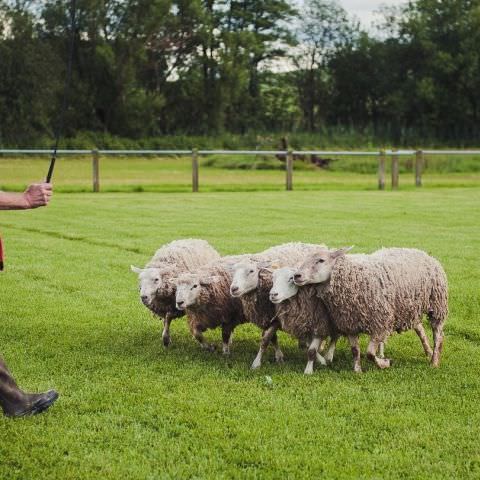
0, 356, 27, 415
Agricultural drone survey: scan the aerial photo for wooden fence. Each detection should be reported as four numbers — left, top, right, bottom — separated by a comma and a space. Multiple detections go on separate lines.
1, 149, 479, 192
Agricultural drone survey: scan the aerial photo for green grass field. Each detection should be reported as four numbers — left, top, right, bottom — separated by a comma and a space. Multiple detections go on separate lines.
0, 186, 479, 478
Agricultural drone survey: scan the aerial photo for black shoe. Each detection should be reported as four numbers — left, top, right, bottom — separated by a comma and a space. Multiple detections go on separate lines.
6, 390, 59, 417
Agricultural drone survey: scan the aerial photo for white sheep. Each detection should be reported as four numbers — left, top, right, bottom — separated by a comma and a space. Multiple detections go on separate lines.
294, 247, 448, 372
229, 242, 326, 369
130, 239, 220, 346
269, 267, 336, 374
175, 255, 249, 353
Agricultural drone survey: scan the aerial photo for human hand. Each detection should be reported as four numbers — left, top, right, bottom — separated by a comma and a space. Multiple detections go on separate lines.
22, 183, 53, 209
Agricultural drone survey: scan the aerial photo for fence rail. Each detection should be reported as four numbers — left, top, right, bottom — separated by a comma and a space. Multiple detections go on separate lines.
2, 148, 479, 192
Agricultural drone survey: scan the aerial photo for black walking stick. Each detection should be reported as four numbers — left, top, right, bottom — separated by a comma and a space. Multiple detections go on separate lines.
46, 0, 77, 183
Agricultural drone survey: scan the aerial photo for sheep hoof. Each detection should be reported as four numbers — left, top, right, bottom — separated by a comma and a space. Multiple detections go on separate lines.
304, 363, 314, 375
275, 352, 284, 364
324, 352, 334, 364
202, 343, 216, 352
316, 353, 327, 366
162, 336, 171, 347
251, 360, 261, 369
376, 358, 391, 369
222, 347, 231, 356
353, 365, 363, 373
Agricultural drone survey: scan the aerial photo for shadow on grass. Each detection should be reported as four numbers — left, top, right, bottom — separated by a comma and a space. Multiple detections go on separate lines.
102, 323, 440, 378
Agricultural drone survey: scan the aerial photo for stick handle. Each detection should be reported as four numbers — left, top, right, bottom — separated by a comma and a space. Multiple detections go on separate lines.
46, 156, 56, 182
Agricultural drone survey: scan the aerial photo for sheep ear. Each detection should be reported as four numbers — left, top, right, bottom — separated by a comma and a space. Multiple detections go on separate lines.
259, 267, 274, 273
331, 246, 353, 259
130, 265, 143, 274
261, 260, 279, 271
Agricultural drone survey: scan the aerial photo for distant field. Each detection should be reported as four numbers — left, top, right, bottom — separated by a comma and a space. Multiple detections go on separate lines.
1, 154, 479, 192
0, 188, 479, 479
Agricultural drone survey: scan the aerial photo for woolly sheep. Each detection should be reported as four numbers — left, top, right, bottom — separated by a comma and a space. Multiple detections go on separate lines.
230, 242, 326, 369
175, 255, 249, 353
294, 247, 448, 372
269, 267, 337, 374
130, 239, 220, 346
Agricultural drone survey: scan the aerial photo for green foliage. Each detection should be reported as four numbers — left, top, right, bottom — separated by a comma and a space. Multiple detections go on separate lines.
0, 188, 479, 478
1, 1, 480, 145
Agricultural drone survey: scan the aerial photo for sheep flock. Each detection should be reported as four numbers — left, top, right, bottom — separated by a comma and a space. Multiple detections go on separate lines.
131, 239, 448, 374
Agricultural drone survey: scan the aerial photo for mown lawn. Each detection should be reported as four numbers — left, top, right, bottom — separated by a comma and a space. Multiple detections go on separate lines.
0, 188, 479, 479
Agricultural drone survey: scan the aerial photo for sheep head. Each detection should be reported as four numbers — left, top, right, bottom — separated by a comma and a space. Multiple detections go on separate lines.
269, 267, 298, 303
230, 260, 272, 297
131, 265, 174, 307
293, 247, 353, 286
175, 273, 221, 310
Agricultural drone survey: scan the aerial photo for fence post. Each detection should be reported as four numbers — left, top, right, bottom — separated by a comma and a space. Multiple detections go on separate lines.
378, 150, 385, 190
415, 150, 423, 187
391, 149, 399, 189
92, 149, 100, 192
192, 148, 199, 192
286, 150, 293, 191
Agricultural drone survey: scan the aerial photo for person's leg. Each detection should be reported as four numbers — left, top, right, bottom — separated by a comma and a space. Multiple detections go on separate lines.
0, 356, 58, 417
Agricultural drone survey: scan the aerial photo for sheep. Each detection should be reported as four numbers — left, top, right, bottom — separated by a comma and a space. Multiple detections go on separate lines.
230, 242, 327, 369
175, 255, 249, 354
294, 247, 448, 372
269, 267, 337, 374
130, 239, 220, 346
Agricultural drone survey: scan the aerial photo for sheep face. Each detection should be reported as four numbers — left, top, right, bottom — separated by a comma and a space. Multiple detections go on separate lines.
294, 247, 351, 285
230, 262, 261, 297
131, 265, 168, 307
175, 275, 218, 310
175, 277, 200, 310
269, 268, 298, 303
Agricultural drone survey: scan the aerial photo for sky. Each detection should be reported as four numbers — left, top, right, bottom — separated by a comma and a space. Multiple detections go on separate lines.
338, 0, 406, 29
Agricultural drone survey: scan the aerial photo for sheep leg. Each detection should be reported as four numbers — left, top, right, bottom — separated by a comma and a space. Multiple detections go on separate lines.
431, 323, 444, 368
378, 341, 385, 359
414, 323, 433, 359
304, 337, 326, 375
162, 314, 173, 347
251, 322, 280, 369
221, 324, 234, 355
324, 336, 338, 364
192, 327, 215, 352
347, 335, 362, 373
366, 339, 391, 369
271, 332, 284, 363
297, 339, 308, 350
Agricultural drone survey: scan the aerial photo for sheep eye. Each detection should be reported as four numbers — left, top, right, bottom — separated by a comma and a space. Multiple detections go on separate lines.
192, 284, 198, 289
249, 270, 254, 274
317, 259, 325, 264
154, 278, 159, 282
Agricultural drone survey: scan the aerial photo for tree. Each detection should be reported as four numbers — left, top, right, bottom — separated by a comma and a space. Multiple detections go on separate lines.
0, 2, 60, 145
293, 0, 357, 131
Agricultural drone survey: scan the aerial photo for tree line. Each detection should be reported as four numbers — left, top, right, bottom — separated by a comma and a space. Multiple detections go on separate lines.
0, 0, 479, 147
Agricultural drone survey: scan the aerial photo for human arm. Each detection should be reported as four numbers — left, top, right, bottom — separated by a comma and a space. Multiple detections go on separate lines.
0, 183, 53, 210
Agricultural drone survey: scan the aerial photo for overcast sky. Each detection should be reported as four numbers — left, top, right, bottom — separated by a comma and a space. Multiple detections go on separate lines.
337, 0, 406, 28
